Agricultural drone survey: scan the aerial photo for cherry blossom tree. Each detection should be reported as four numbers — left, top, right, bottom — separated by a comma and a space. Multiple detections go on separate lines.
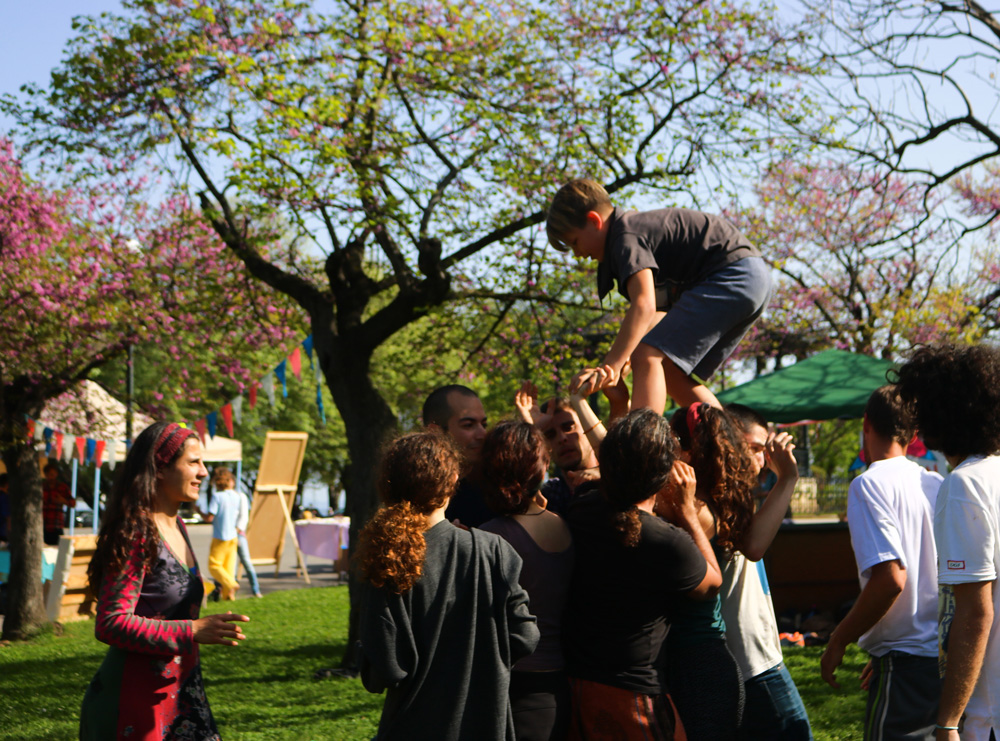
725, 160, 1000, 370
0, 140, 298, 639
7, 0, 820, 657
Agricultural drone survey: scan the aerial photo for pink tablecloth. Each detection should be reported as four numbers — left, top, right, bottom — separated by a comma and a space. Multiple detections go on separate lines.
294, 517, 350, 561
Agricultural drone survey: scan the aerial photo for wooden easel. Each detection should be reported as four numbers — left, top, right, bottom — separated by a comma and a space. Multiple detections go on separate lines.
244, 431, 310, 583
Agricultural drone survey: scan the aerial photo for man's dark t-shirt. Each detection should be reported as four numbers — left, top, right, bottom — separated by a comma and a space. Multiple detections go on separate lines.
444, 478, 494, 528
563, 490, 707, 694
597, 207, 760, 310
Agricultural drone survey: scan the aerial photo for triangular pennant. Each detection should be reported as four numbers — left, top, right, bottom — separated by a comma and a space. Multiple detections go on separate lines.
221, 403, 234, 437
107, 439, 120, 471
43, 428, 54, 456
54, 432, 64, 460
275, 361, 288, 398
85, 438, 96, 465
95, 440, 106, 467
262, 374, 276, 406
248, 382, 258, 410
33, 419, 44, 441
231, 396, 244, 426
314, 354, 323, 383
289, 347, 302, 380
302, 336, 314, 367
26, 418, 35, 442
316, 384, 326, 426
194, 419, 207, 446
75, 437, 86, 463
206, 411, 218, 440
62, 435, 74, 462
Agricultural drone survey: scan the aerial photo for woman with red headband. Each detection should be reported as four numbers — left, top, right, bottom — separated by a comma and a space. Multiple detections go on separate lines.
661, 402, 759, 739
80, 421, 250, 741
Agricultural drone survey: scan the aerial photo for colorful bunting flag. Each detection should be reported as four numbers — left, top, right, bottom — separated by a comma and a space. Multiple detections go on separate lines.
43, 428, 53, 456
26, 418, 35, 442
221, 403, 234, 437
194, 419, 207, 446
207, 411, 218, 440
289, 347, 302, 380
316, 384, 326, 425
302, 335, 314, 365
275, 361, 288, 398
248, 382, 258, 410
95, 440, 106, 467
262, 374, 275, 406
63, 436, 74, 463
232, 396, 243, 426
75, 437, 86, 463
54, 432, 64, 460
107, 439, 119, 470
85, 439, 96, 465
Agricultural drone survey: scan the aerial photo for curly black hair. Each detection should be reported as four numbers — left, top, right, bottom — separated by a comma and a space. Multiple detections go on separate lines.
892, 343, 1000, 458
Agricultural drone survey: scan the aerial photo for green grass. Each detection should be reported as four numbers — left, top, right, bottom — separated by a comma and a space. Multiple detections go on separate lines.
0, 587, 867, 740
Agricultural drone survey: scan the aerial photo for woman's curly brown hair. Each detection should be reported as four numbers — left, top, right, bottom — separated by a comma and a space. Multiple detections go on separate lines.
356, 431, 462, 593
893, 342, 1000, 458
482, 420, 550, 516
599, 409, 677, 547
87, 421, 194, 598
670, 404, 757, 557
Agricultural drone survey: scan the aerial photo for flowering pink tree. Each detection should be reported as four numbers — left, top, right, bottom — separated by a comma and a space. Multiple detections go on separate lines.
725, 160, 1000, 371
0, 140, 298, 639
11, 0, 819, 658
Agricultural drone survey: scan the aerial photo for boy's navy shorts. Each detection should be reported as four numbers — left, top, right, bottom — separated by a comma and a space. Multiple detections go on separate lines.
642, 255, 771, 381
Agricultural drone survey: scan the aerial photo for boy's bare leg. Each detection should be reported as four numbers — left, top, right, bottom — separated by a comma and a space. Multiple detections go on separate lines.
632, 343, 721, 411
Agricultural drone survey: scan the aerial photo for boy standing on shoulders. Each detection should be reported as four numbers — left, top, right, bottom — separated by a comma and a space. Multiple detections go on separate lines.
895, 344, 1000, 741
546, 178, 771, 412
821, 385, 942, 740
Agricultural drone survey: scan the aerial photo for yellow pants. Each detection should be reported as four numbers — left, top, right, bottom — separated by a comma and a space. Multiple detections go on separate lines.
208, 538, 239, 600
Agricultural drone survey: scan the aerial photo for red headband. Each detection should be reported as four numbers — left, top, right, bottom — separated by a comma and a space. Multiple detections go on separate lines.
154, 423, 196, 469
686, 403, 707, 439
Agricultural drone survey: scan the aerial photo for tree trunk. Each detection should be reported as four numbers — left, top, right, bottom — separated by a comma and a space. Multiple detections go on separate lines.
314, 320, 398, 673
2, 441, 48, 640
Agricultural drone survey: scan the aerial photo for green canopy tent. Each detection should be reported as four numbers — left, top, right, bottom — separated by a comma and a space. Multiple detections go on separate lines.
715, 349, 896, 424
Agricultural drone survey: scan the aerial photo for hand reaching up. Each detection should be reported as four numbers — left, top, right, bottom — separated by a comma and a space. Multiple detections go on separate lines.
515, 381, 552, 429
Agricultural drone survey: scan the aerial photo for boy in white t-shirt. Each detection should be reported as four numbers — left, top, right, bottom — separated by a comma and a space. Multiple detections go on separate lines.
821, 385, 943, 740
896, 343, 1000, 741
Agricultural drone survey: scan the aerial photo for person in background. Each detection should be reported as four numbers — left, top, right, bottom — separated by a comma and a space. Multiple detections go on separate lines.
481, 420, 575, 740
234, 483, 262, 598
80, 422, 249, 740
200, 467, 242, 601
358, 431, 538, 740
42, 462, 75, 546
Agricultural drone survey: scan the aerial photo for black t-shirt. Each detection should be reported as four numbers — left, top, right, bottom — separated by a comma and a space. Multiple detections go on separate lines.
444, 478, 494, 529
563, 490, 708, 694
597, 207, 759, 310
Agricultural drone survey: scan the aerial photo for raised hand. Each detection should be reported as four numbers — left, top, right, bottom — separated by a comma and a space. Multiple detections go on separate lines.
514, 380, 551, 428
765, 431, 798, 478
193, 611, 250, 647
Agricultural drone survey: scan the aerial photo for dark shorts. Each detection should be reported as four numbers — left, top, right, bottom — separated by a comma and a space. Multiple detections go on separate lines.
865, 651, 940, 741
641, 256, 772, 381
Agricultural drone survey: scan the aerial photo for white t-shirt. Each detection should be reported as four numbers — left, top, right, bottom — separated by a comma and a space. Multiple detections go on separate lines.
720, 552, 783, 679
846, 456, 941, 657
936, 455, 1000, 740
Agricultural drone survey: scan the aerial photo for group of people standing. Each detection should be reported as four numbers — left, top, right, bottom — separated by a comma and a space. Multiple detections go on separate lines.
357, 381, 810, 740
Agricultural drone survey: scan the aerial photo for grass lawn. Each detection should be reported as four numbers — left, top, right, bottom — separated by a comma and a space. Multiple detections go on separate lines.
0, 586, 868, 740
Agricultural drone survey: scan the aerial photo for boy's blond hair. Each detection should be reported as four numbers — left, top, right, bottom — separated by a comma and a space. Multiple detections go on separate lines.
546, 179, 612, 251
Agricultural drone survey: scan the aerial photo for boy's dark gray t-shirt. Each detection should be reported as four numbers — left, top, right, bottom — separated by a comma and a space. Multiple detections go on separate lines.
597, 207, 760, 310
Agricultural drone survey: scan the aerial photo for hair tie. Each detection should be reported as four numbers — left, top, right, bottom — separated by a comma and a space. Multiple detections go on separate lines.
154, 424, 196, 469
686, 402, 707, 438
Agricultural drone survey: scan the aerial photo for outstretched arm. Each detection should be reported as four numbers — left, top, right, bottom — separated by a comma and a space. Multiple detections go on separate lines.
569, 392, 607, 452
741, 431, 798, 561
820, 559, 906, 688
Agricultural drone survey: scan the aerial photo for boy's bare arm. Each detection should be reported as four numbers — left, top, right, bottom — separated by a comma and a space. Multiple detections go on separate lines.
602, 269, 657, 375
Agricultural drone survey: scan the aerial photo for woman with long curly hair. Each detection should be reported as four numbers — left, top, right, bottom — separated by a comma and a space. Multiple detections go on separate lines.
662, 403, 760, 739
562, 408, 722, 740
480, 420, 575, 741
80, 421, 250, 741
357, 431, 539, 741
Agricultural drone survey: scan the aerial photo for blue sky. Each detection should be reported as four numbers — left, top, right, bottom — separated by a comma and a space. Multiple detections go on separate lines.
0, 1, 120, 133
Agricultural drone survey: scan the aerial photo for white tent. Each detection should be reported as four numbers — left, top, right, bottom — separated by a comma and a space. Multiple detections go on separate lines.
37, 380, 242, 463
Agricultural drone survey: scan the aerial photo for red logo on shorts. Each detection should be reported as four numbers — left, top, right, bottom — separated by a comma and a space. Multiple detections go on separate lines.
947, 560, 966, 570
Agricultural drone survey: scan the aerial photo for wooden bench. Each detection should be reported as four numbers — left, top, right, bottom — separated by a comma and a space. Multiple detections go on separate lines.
45, 534, 97, 623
